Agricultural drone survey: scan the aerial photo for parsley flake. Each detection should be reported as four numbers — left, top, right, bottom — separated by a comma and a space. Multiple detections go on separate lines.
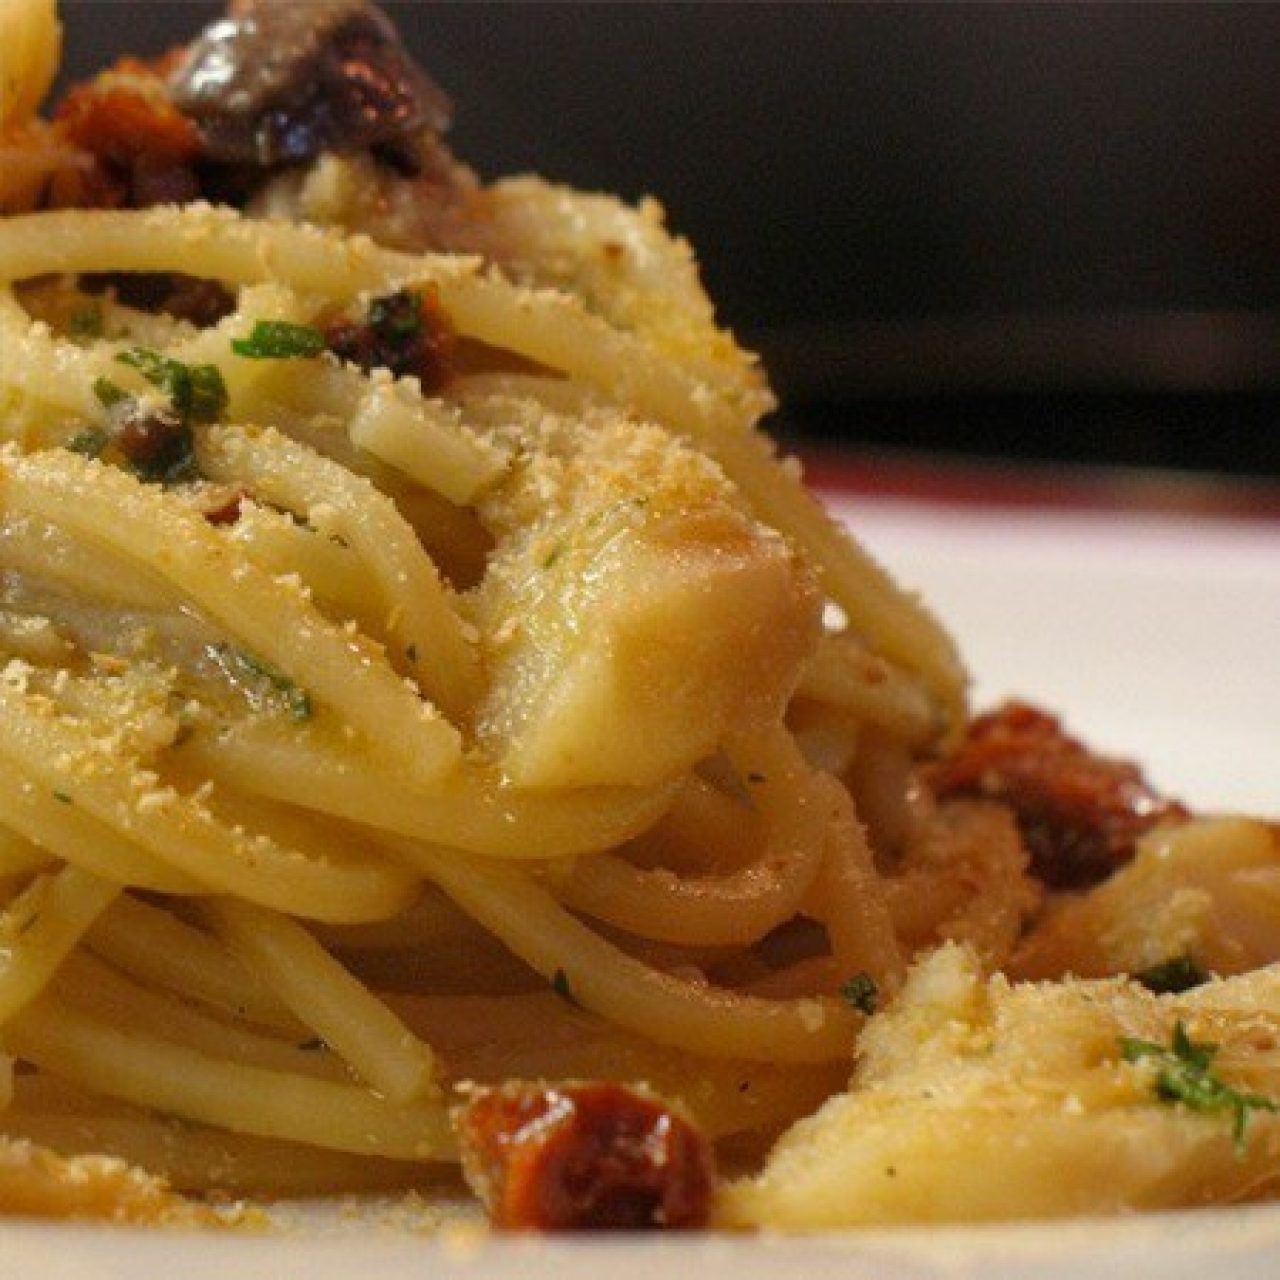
52, 790, 73, 805
116, 347, 227, 424
552, 968, 581, 1008
213, 645, 313, 721
65, 428, 109, 459
1121, 1020, 1280, 1150
92, 377, 129, 410
840, 972, 879, 1015
90, 363, 205, 486
231, 320, 327, 361
185, 364, 230, 424
69, 305, 104, 339
369, 291, 423, 341
1134, 955, 1210, 996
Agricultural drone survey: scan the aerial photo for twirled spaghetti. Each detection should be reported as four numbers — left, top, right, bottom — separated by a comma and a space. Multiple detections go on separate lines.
0, 0, 1277, 1232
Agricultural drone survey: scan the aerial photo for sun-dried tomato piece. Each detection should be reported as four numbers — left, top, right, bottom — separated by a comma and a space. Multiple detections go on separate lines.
58, 59, 201, 168
81, 273, 236, 328
457, 1082, 715, 1231
200, 489, 247, 527
55, 58, 202, 210
111, 404, 197, 483
929, 701, 1189, 889
128, 155, 201, 207
324, 287, 455, 391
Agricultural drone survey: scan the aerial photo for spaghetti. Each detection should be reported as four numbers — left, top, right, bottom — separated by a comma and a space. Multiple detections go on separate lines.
0, 0, 1275, 1230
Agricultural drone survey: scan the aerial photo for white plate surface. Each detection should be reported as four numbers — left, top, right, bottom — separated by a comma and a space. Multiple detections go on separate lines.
5, 495, 1280, 1278
835, 495, 1280, 815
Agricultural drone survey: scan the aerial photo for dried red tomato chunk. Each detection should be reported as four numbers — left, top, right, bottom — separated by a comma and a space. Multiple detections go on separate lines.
324, 287, 455, 391
81, 274, 236, 328
56, 57, 202, 209
929, 700, 1188, 889
58, 58, 201, 166
200, 489, 247, 527
457, 1082, 715, 1232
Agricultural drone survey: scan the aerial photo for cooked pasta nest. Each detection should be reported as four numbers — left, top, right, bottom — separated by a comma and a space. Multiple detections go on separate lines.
0, 0, 1277, 1231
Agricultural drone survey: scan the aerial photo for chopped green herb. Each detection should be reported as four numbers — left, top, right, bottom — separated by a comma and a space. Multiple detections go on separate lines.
65, 427, 109, 459
369, 290, 423, 341
1135, 955, 1210, 996
746, 772, 767, 784
552, 968, 580, 1008
185, 363, 229, 424
52, 790, 73, 805
116, 346, 188, 407
93, 377, 129, 410
231, 320, 327, 361
69, 305, 104, 339
1121, 1020, 1280, 1150
541, 541, 566, 569
589, 496, 650, 529
296, 1037, 327, 1052
214, 645, 313, 721
840, 972, 879, 1016
111, 403, 198, 486
116, 347, 227, 423
90, 368, 204, 485
117, 347, 170, 382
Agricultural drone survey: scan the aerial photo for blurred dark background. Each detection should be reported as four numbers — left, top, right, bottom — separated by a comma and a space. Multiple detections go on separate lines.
56, 2, 1280, 477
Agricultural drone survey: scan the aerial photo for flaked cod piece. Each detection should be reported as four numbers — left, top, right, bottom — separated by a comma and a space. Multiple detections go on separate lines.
722, 943, 1280, 1226
471, 402, 819, 788
0, 1134, 212, 1224
1014, 818, 1280, 982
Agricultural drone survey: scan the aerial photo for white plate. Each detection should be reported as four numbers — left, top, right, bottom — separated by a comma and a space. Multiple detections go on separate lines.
834, 494, 1280, 815
5, 495, 1280, 1278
